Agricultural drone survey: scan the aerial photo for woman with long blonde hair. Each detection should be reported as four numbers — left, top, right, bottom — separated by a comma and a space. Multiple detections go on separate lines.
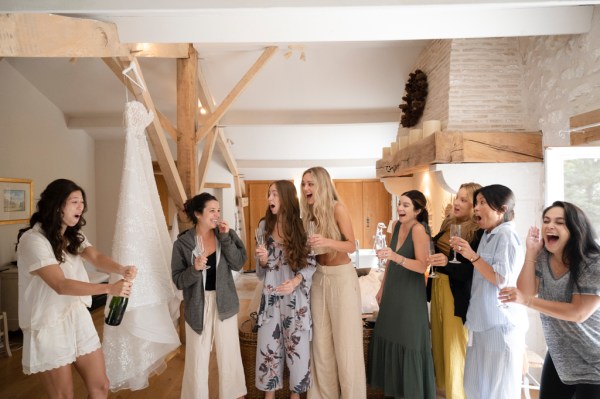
428, 182, 483, 399
300, 167, 366, 399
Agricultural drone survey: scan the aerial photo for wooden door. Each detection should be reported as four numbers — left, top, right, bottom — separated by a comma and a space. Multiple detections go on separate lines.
244, 181, 270, 271
335, 180, 391, 249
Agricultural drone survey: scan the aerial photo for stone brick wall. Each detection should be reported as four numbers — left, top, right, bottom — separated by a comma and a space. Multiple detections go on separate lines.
447, 37, 527, 132
519, 6, 600, 146
412, 39, 451, 130
401, 5, 600, 145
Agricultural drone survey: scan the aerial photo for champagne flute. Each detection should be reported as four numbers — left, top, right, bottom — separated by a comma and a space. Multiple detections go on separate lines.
307, 221, 316, 256
373, 235, 387, 269
449, 224, 462, 264
496, 269, 511, 308
192, 235, 210, 270
255, 227, 265, 248
428, 241, 438, 278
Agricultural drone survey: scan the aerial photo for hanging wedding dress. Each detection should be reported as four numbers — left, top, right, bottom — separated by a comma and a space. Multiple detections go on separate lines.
102, 101, 181, 391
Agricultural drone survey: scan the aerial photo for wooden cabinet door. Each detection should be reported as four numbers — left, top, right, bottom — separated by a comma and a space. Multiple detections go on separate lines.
244, 181, 270, 271
334, 181, 364, 247
363, 181, 392, 248
335, 180, 391, 249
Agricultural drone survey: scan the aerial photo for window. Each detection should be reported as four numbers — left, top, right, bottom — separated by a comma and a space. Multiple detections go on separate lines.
545, 147, 600, 238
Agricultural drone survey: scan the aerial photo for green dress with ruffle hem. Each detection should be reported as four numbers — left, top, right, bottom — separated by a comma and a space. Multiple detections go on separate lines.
367, 222, 436, 399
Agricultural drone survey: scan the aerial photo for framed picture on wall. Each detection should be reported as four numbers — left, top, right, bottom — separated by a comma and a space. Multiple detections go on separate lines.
0, 178, 33, 225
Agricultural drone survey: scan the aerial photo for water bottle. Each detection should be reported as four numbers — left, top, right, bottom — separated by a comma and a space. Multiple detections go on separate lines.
105, 295, 129, 326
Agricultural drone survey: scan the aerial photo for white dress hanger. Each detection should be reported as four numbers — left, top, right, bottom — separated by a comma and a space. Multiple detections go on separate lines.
122, 61, 146, 91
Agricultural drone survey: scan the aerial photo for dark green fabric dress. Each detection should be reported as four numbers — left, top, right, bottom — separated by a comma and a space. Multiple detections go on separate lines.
367, 222, 436, 399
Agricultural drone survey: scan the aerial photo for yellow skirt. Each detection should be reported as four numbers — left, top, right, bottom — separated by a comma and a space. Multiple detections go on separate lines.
430, 273, 468, 399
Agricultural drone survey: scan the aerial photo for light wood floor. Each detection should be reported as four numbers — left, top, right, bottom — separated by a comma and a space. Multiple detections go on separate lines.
0, 273, 260, 399
0, 273, 538, 399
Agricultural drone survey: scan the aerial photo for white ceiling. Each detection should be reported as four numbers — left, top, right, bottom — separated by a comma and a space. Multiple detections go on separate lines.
2, 1, 597, 180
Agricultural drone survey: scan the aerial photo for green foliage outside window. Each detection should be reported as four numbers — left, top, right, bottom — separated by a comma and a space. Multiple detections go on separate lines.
564, 158, 600, 239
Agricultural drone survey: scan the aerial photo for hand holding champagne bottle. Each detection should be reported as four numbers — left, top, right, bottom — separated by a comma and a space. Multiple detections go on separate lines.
105, 265, 136, 326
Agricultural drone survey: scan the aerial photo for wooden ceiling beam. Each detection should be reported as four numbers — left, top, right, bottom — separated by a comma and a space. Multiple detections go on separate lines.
0, 13, 188, 58
102, 56, 187, 210
156, 111, 179, 142
176, 44, 199, 198
195, 46, 277, 142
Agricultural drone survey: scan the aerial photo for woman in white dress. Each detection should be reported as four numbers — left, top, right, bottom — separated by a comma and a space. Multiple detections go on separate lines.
16, 179, 136, 399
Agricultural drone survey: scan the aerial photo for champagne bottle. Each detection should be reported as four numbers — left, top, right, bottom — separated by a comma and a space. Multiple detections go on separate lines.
105, 295, 129, 326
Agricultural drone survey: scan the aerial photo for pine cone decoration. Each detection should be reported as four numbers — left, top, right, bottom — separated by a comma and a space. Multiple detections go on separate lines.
399, 69, 428, 128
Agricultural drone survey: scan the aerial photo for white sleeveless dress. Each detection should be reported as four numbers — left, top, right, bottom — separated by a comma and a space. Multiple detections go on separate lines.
102, 101, 181, 391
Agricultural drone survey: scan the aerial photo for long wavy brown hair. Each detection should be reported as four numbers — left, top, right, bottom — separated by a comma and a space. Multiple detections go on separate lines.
17, 179, 87, 262
263, 180, 309, 272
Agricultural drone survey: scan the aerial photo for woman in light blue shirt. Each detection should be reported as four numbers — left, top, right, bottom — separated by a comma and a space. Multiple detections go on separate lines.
451, 184, 527, 399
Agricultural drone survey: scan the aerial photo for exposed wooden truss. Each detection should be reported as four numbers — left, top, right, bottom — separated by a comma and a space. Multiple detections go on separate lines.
176, 45, 199, 198
195, 46, 277, 142
3, 12, 274, 247
102, 56, 187, 210
0, 13, 188, 58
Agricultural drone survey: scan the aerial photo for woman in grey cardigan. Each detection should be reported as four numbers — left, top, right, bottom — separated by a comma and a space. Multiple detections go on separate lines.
171, 192, 247, 399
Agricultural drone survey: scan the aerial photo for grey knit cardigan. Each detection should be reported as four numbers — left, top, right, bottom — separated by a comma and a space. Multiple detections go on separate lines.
171, 227, 247, 335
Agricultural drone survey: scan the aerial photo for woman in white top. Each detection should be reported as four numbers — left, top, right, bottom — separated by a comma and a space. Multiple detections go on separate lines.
16, 179, 136, 399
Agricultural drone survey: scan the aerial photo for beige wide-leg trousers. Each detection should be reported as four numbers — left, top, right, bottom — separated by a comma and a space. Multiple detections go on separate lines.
181, 291, 247, 399
308, 263, 366, 399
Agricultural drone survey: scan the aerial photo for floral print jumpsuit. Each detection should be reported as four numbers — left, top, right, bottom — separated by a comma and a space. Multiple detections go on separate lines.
255, 232, 317, 393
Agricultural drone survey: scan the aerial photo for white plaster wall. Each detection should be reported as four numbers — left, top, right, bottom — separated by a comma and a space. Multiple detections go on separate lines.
520, 6, 600, 147
94, 140, 125, 256
0, 60, 96, 268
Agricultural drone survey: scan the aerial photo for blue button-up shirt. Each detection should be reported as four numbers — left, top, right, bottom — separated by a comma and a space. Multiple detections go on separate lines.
465, 221, 527, 332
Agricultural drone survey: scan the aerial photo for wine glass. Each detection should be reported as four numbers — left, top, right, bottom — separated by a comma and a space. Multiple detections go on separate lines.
307, 221, 316, 256
255, 227, 265, 248
496, 269, 511, 308
192, 235, 210, 270
449, 224, 462, 264
428, 241, 438, 278
373, 235, 387, 269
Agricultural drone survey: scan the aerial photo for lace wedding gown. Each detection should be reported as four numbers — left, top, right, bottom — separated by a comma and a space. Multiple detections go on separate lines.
102, 101, 181, 391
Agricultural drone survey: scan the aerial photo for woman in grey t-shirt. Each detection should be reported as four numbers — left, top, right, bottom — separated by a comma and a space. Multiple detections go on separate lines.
504, 201, 600, 398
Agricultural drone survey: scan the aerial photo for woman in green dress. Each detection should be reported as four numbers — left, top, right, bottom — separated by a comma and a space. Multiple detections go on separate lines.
368, 190, 436, 399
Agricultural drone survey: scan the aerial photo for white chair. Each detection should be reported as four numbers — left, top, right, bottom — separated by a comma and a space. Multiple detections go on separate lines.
0, 311, 11, 357
522, 348, 544, 399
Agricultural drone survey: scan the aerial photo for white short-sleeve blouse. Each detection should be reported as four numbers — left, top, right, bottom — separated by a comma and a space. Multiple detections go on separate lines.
17, 223, 92, 331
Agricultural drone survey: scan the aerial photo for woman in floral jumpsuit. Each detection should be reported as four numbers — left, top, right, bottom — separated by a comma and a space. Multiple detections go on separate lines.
255, 180, 316, 399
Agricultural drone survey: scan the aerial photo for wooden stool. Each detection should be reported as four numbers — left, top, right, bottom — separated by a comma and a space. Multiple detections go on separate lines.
0, 311, 11, 356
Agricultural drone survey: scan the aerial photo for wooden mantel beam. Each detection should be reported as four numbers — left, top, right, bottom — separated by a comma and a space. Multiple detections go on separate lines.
0, 13, 188, 58
376, 131, 542, 178
195, 46, 277, 142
